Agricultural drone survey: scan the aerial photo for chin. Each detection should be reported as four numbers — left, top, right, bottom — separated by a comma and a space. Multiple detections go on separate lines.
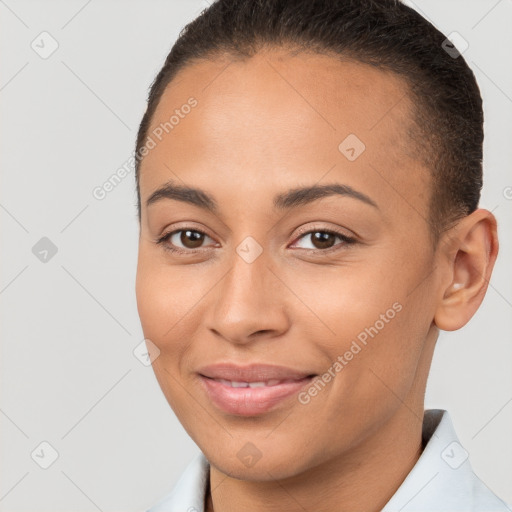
202, 441, 309, 481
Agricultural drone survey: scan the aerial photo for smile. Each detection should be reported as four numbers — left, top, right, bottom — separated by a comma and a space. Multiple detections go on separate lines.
199, 374, 315, 416
211, 378, 302, 388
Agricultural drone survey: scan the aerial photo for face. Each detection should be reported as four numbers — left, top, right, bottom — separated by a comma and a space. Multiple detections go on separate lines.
136, 49, 444, 480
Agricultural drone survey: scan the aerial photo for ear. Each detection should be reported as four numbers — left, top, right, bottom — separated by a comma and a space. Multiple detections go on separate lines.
434, 209, 499, 331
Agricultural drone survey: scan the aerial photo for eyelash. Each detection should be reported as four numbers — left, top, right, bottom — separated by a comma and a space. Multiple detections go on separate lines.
155, 225, 357, 256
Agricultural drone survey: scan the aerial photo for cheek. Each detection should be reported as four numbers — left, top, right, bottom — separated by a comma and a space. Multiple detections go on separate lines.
135, 259, 167, 339
135, 253, 199, 413
135, 248, 221, 394
293, 251, 430, 396
284, 259, 406, 347
136, 247, 196, 338
336, 267, 434, 409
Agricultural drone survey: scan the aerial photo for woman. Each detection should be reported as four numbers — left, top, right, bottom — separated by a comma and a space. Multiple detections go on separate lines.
134, 0, 510, 510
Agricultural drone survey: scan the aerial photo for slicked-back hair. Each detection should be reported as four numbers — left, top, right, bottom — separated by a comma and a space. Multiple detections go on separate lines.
135, 0, 483, 243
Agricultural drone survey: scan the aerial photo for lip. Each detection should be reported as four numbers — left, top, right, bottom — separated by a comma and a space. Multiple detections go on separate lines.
197, 363, 316, 416
197, 363, 314, 382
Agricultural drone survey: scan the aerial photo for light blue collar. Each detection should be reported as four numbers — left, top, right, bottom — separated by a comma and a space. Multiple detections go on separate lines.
147, 409, 511, 512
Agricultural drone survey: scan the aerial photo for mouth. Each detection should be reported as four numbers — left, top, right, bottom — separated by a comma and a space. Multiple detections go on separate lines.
197, 365, 317, 416
206, 377, 311, 388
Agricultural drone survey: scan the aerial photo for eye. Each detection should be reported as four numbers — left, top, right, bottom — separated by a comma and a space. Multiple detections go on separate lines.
290, 228, 356, 252
155, 225, 357, 256
156, 228, 217, 254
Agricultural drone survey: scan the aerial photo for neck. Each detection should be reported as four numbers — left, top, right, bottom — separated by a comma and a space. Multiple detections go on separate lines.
205, 405, 425, 512
204, 328, 438, 512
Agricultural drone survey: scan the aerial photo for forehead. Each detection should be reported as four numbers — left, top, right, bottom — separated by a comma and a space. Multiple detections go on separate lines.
140, 49, 430, 223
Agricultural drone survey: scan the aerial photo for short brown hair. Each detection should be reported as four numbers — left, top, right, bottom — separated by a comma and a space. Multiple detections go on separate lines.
135, 0, 484, 242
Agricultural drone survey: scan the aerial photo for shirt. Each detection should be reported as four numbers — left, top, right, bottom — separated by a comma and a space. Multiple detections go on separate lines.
146, 409, 511, 511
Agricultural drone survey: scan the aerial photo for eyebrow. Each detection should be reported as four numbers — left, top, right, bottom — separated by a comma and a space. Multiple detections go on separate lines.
145, 180, 379, 213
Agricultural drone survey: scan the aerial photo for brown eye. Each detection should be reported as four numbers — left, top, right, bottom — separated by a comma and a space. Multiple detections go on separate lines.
156, 227, 218, 255
291, 228, 356, 252
309, 231, 337, 249
177, 230, 206, 249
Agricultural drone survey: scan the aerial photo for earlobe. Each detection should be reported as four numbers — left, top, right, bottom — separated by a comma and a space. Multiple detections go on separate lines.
434, 209, 498, 331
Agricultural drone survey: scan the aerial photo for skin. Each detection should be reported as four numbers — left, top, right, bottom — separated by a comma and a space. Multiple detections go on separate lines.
135, 49, 498, 512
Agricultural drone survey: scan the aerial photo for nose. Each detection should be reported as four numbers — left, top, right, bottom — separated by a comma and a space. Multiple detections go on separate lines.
205, 245, 291, 345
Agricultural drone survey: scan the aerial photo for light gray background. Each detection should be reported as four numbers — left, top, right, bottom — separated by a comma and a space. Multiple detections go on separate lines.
1, 0, 511, 510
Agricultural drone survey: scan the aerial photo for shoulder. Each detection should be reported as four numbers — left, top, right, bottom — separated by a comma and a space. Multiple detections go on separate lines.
382, 409, 511, 511
146, 451, 210, 512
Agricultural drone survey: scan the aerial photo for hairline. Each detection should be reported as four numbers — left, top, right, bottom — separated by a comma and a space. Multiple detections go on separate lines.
136, 46, 461, 249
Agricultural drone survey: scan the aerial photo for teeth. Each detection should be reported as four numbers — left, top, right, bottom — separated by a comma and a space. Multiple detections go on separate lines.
248, 382, 266, 388
231, 381, 249, 388
214, 378, 288, 387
